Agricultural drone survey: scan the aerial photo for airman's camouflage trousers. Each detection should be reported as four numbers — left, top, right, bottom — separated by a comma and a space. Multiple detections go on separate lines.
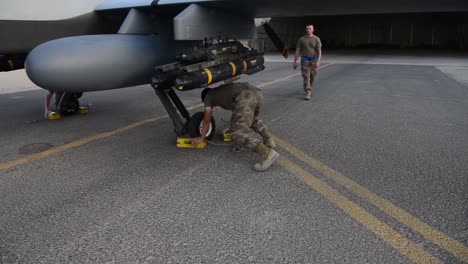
301, 60, 318, 93
231, 85, 268, 150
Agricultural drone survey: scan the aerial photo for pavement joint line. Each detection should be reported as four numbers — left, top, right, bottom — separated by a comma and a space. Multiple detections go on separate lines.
272, 134, 468, 262
0, 63, 339, 172
277, 156, 442, 264
257, 62, 336, 88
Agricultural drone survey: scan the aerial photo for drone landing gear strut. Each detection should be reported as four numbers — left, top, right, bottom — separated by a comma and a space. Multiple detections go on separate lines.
152, 87, 215, 140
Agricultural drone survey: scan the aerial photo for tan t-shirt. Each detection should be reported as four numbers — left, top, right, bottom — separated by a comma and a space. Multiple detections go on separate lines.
204, 82, 251, 110
296, 35, 322, 58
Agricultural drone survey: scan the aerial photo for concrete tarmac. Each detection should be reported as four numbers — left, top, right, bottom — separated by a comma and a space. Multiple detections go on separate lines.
0, 51, 467, 263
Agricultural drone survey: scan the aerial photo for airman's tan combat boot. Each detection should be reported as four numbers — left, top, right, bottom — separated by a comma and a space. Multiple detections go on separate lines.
254, 143, 280, 172
260, 130, 276, 148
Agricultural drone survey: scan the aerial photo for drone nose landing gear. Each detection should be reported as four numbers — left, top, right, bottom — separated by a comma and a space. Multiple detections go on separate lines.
152, 87, 216, 140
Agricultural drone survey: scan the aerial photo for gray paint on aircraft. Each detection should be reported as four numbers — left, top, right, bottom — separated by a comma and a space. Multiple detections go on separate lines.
95, 0, 155, 11
25, 35, 195, 92
97, 0, 468, 16
174, 4, 256, 40
118, 8, 153, 34
0, 13, 121, 54
0, 0, 107, 20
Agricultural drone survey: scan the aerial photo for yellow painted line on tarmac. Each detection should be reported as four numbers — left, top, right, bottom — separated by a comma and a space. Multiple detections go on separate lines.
1, 62, 337, 171
0, 64, 339, 172
273, 135, 468, 262
0, 114, 159, 171
278, 157, 442, 264
1, 104, 209, 171
257, 62, 336, 88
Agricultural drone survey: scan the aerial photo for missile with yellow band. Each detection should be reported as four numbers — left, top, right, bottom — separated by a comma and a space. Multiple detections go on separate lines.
175, 55, 265, 91
203, 68, 213, 84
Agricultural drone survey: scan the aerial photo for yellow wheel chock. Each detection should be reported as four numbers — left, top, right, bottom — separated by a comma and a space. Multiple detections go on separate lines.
79, 106, 89, 114
176, 137, 206, 149
223, 129, 232, 142
47, 112, 62, 120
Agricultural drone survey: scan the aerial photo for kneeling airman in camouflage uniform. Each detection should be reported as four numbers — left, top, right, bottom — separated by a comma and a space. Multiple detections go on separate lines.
192, 82, 279, 172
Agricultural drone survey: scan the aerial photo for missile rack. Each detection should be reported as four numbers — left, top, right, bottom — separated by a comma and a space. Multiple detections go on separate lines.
152, 41, 265, 91
150, 41, 265, 142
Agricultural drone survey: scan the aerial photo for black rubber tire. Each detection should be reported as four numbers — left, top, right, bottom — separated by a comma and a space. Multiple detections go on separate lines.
187, 112, 216, 140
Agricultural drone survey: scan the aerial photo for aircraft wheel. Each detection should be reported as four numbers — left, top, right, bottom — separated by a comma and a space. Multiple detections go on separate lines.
187, 112, 216, 140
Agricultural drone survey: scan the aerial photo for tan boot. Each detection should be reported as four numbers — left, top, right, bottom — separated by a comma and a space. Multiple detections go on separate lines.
260, 130, 276, 148
254, 144, 280, 172
264, 138, 276, 149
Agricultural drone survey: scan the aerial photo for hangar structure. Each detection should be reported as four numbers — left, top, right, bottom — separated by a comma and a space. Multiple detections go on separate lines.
259, 12, 468, 50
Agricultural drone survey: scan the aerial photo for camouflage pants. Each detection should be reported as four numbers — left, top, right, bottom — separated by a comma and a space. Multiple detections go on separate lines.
301, 60, 318, 93
231, 86, 267, 150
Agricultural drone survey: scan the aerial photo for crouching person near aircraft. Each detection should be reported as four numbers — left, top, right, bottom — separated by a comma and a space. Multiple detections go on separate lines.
44, 91, 86, 119
44, 90, 63, 119
192, 82, 279, 172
